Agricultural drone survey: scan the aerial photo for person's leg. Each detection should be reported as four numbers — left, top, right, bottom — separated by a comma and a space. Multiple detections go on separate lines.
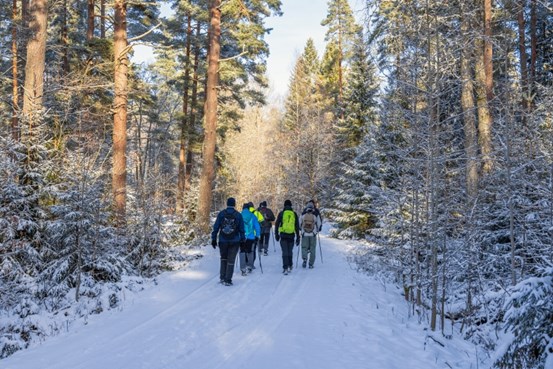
301, 236, 309, 267
308, 236, 317, 267
245, 239, 254, 270
225, 243, 239, 284
219, 243, 229, 281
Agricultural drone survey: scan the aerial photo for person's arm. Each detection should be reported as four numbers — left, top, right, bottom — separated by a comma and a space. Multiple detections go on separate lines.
274, 211, 282, 238
268, 209, 275, 222
294, 211, 301, 239
253, 216, 261, 238
237, 212, 246, 242
211, 212, 222, 241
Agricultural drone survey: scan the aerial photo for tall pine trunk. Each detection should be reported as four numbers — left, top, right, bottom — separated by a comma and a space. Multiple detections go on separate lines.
177, 14, 193, 213
112, 0, 128, 224
22, 0, 48, 127
517, 0, 530, 111
475, 38, 494, 174
87, 0, 95, 41
197, 0, 221, 231
100, 0, 106, 38
11, 0, 19, 142
484, 0, 493, 101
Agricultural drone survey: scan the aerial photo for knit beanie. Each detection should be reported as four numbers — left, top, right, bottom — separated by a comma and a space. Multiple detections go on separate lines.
284, 199, 292, 207
227, 197, 236, 207
243, 203, 250, 210
260, 201, 267, 207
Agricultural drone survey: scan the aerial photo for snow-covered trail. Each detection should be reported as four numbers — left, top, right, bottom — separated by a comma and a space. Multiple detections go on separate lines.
2, 234, 479, 369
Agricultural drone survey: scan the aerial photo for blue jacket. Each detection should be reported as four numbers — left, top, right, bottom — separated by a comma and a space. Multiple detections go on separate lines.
241, 208, 261, 240
212, 207, 245, 244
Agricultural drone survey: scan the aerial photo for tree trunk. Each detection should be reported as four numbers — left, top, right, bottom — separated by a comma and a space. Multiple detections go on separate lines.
112, 0, 128, 224
530, 0, 536, 87
12, 0, 19, 142
22, 0, 48, 128
460, 6, 479, 198
475, 38, 494, 174
87, 0, 95, 41
177, 14, 193, 213
197, 0, 221, 231
484, 0, 493, 101
61, 0, 70, 74
100, 0, 106, 38
517, 0, 530, 111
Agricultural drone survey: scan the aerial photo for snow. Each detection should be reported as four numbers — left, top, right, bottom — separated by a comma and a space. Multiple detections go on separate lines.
2, 234, 481, 369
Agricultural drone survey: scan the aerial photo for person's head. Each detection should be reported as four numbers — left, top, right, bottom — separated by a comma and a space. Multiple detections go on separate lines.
306, 202, 314, 211
242, 203, 250, 210
260, 201, 267, 208
284, 199, 292, 208
227, 197, 236, 208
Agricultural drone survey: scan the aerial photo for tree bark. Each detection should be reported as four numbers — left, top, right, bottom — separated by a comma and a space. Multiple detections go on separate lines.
517, 0, 530, 111
530, 0, 536, 87
483, 0, 493, 101
460, 6, 479, 198
87, 0, 95, 41
177, 14, 193, 213
12, 0, 19, 142
100, 0, 106, 38
113, 0, 128, 224
197, 0, 222, 231
475, 38, 494, 175
22, 0, 48, 128
61, 0, 70, 74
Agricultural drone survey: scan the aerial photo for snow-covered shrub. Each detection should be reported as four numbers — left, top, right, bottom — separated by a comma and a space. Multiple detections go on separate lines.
495, 266, 553, 369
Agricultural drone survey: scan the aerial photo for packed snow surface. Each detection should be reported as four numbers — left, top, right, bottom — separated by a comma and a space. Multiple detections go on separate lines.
2, 234, 481, 369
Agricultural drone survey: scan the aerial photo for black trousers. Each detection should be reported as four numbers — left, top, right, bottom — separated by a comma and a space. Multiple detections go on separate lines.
219, 242, 239, 283
259, 231, 270, 252
280, 238, 294, 269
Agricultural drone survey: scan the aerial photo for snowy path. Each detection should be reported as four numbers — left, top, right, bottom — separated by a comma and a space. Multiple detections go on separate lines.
2, 235, 479, 369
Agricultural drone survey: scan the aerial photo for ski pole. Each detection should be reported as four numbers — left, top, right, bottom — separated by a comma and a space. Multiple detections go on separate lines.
271, 227, 276, 252
318, 233, 323, 264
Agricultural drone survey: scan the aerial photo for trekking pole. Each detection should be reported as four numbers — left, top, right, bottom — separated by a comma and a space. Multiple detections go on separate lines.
318, 233, 323, 264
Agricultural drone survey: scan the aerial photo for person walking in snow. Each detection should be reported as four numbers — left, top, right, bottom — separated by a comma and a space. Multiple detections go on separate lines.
211, 197, 245, 286
247, 202, 264, 266
302, 199, 323, 232
300, 202, 322, 269
274, 199, 300, 275
257, 201, 275, 256
240, 203, 261, 276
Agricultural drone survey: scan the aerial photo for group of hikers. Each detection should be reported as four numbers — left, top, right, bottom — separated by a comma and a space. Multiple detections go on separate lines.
211, 198, 323, 286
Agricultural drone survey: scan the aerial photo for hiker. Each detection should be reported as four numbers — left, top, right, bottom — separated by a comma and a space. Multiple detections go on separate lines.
211, 197, 245, 286
300, 202, 322, 269
240, 203, 261, 276
303, 199, 323, 232
247, 202, 264, 265
257, 201, 275, 256
274, 199, 300, 275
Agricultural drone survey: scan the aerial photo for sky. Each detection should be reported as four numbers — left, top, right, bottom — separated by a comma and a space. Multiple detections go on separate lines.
265, 0, 364, 97
133, 1, 363, 99
2, 226, 485, 369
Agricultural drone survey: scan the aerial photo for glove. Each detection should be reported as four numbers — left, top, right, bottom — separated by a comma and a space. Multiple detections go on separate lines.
211, 239, 217, 249
295, 237, 300, 246
275, 234, 280, 242
319, 226, 322, 232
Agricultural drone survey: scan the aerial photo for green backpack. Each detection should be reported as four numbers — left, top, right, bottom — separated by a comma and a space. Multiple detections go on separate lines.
279, 210, 296, 234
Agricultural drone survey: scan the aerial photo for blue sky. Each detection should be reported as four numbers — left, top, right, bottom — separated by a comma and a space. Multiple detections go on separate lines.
134, 1, 362, 97
265, 0, 362, 97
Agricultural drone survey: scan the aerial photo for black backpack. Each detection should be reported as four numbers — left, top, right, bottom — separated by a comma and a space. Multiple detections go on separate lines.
220, 210, 238, 239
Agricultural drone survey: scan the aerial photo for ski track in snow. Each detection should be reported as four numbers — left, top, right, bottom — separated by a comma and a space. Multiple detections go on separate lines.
2, 235, 480, 369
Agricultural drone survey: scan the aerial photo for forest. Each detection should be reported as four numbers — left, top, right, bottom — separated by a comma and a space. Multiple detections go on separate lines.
0, 0, 552, 368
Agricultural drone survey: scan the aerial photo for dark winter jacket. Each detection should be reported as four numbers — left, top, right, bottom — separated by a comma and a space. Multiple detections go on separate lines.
211, 207, 245, 244
274, 205, 300, 241
258, 206, 275, 232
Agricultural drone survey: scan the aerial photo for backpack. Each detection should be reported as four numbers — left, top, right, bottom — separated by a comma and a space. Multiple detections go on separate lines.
220, 211, 238, 239
302, 212, 316, 233
279, 210, 296, 234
